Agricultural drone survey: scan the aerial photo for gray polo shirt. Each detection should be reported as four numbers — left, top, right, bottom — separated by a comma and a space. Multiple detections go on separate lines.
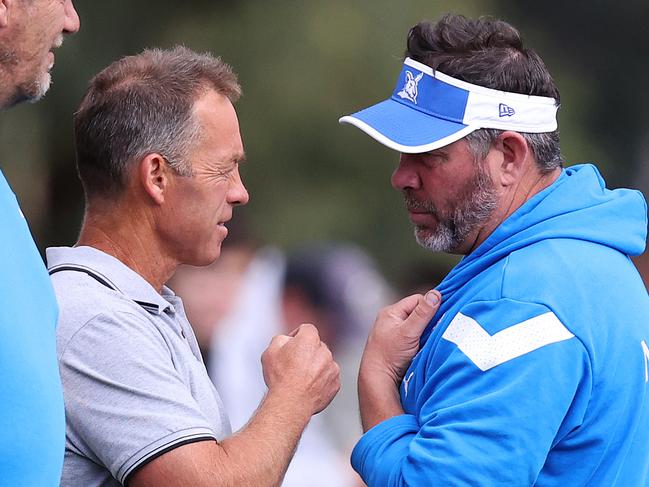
47, 246, 231, 486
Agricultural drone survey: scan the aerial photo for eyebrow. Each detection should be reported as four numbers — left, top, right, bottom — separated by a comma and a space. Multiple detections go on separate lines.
424, 148, 447, 156
213, 153, 245, 169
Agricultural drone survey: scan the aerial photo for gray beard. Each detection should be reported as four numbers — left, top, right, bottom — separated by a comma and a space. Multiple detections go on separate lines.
0, 42, 53, 108
406, 165, 498, 253
2, 70, 51, 108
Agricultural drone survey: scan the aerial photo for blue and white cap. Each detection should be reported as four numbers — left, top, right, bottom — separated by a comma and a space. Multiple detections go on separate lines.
339, 57, 559, 153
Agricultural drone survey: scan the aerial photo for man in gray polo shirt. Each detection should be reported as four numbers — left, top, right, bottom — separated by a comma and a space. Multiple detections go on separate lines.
47, 47, 353, 486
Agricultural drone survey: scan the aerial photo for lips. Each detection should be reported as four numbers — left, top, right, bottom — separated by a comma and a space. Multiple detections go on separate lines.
406, 206, 428, 214
408, 211, 437, 226
47, 35, 63, 69
217, 214, 233, 227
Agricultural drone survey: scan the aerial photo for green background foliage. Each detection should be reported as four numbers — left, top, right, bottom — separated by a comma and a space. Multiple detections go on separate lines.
1, 0, 647, 287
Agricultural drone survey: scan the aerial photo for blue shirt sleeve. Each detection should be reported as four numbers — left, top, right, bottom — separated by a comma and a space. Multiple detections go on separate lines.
351, 299, 592, 486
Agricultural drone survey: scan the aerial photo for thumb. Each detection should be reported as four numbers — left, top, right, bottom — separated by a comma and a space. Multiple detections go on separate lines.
402, 290, 441, 337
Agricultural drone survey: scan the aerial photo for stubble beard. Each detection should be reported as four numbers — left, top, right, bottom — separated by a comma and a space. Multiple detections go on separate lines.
0, 34, 61, 108
25, 70, 52, 103
405, 164, 499, 253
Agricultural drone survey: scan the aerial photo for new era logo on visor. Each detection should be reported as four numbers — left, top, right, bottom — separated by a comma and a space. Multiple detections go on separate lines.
499, 103, 515, 117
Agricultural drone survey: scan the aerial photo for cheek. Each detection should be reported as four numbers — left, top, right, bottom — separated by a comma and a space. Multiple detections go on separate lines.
419, 172, 449, 200
419, 176, 464, 213
215, 180, 232, 204
193, 187, 229, 228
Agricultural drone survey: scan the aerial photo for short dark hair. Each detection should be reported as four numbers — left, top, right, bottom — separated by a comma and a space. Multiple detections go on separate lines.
74, 46, 241, 198
406, 14, 563, 172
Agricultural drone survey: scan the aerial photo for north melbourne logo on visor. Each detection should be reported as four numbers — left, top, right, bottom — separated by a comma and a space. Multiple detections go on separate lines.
397, 70, 424, 104
499, 103, 516, 117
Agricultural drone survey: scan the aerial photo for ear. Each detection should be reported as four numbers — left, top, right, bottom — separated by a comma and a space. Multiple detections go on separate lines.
138, 153, 168, 205
494, 131, 529, 187
0, 0, 12, 29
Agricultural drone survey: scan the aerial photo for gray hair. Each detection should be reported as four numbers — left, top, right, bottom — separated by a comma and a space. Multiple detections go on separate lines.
464, 129, 564, 174
407, 15, 564, 173
74, 46, 241, 197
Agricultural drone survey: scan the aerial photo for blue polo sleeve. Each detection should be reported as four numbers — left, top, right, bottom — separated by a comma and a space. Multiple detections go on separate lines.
351, 299, 592, 486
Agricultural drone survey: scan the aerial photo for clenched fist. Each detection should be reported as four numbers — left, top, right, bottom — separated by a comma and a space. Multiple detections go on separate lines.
261, 323, 341, 416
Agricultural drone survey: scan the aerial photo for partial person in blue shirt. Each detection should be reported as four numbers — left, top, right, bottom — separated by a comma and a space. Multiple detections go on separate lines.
0, 1, 80, 485
339, 14, 649, 486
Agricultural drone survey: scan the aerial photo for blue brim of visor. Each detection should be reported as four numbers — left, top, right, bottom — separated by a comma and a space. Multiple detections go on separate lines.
339, 60, 477, 153
339, 99, 476, 154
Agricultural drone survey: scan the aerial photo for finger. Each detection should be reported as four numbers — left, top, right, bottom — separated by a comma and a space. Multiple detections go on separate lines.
385, 293, 422, 321
293, 323, 319, 340
332, 361, 341, 382
318, 341, 334, 360
269, 334, 291, 349
402, 290, 442, 337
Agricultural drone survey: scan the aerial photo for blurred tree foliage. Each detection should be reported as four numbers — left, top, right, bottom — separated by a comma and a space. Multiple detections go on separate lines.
0, 0, 646, 288
501, 0, 649, 188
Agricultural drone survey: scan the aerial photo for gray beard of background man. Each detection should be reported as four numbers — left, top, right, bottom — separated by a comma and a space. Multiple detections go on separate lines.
406, 163, 498, 253
0, 33, 63, 104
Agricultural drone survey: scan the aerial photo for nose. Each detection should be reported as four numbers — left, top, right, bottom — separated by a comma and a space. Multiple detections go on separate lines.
63, 0, 80, 34
228, 167, 250, 207
391, 154, 421, 191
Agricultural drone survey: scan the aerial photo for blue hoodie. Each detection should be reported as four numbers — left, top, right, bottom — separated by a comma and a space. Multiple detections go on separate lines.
352, 164, 649, 486
0, 171, 64, 485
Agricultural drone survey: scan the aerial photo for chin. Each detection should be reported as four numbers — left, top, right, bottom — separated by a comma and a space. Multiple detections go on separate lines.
25, 71, 52, 103
414, 226, 453, 253
191, 248, 222, 267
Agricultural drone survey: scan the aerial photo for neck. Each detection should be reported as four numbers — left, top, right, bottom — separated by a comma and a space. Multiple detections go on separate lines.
505, 165, 562, 218
76, 200, 177, 293
466, 166, 562, 254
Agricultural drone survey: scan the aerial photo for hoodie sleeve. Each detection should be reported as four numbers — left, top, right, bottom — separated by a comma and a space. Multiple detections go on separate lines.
351, 299, 592, 486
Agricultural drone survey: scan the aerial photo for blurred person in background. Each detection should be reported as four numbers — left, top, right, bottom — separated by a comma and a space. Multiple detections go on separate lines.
48, 47, 341, 487
397, 260, 453, 297
171, 242, 394, 486
340, 13, 649, 486
0, 0, 79, 483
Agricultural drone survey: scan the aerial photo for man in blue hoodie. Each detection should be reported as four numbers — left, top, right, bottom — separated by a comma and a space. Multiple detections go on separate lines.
0, 1, 80, 485
340, 14, 649, 486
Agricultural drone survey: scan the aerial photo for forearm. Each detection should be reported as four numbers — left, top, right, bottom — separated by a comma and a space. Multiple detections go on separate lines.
129, 390, 312, 487
358, 360, 404, 432
217, 389, 312, 486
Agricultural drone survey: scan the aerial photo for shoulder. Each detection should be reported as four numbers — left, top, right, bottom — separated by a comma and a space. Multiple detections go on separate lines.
53, 273, 167, 360
501, 238, 647, 327
504, 237, 630, 281
51, 268, 132, 313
